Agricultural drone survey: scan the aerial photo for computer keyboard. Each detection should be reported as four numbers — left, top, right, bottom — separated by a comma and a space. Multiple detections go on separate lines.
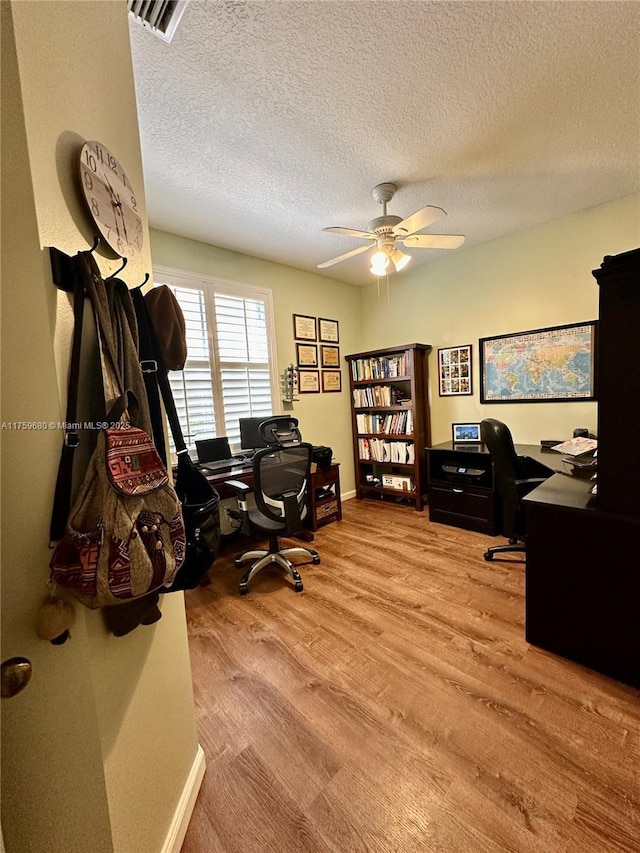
199, 455, 255, 473
198, 458, 239, 473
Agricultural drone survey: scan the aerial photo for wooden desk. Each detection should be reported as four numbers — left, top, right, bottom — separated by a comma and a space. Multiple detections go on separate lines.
426, 441, 556, 534
202, 460, 254, 500
524, 474, 640, 688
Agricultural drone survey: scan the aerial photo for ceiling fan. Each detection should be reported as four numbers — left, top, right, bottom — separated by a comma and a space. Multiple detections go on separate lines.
317, 183, 465, 276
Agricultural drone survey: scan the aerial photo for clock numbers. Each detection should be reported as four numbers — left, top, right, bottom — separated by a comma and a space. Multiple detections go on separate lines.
131, 196, 137, 211
90, 198, 100, 217
84, 150, 97, 173
83, 171, 93, 191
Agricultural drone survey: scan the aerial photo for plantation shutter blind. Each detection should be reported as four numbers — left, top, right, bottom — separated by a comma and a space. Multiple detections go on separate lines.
161, 273, 276, 454
215, 293, 273, 447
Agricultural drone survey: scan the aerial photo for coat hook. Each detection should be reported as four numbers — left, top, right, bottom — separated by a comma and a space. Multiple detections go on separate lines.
108, 256, 128, 279
137, 272, 150, 287
89, 236, 100, 253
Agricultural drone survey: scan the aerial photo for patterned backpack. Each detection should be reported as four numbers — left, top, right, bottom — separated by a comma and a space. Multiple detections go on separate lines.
49, 253, 185, 608
50, 424, 185, 608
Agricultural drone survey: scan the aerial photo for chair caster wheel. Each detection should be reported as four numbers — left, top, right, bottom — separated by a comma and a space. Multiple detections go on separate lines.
294, 581, 303, 592
312, 556, 321, 565
239, 583, 248, 595
483, 551, 493, 561
234, 558, 243, 568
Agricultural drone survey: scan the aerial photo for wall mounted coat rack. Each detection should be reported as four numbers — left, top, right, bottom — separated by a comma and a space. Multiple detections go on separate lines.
49, 237, 149, 293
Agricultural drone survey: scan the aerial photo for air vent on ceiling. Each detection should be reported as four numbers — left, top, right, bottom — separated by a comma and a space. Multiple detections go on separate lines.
127, 0, 188, 44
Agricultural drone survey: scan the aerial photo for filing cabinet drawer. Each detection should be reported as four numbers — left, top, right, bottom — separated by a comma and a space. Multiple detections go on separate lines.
428, 483, 495, 534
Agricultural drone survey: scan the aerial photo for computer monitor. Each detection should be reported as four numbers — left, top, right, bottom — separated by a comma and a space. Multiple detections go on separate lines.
239, 416, 272, 452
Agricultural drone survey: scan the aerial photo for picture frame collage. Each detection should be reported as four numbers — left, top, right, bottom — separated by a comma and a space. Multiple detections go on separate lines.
438, 344, 472, 396
293, 314, 341, 393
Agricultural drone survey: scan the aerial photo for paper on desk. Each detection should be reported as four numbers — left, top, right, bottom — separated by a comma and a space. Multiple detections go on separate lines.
551, 437, 598, 456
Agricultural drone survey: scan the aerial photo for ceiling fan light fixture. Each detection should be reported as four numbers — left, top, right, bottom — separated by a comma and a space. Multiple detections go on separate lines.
391, 248, 411, 271
317, 183, 465, 275
370, 250, 390, 276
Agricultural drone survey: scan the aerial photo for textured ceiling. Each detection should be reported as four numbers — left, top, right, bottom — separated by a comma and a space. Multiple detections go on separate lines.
129, 1, 640, 286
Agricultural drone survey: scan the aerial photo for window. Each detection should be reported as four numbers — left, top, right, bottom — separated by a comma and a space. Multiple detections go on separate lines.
152, 266, 278, 454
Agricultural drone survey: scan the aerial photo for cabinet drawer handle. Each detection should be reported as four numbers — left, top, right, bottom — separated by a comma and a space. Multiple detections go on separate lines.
452, 488, 464, 494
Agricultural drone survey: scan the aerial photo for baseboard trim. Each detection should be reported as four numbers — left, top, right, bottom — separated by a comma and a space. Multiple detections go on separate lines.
341, 490, 356, 501
161, 744, 206, 853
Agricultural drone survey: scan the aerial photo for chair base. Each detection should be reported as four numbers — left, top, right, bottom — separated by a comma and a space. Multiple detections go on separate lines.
483, 538, 525, 562
234, 540, 320, 594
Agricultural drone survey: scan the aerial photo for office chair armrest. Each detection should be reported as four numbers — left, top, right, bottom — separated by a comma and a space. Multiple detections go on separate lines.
224, 479, 252, 495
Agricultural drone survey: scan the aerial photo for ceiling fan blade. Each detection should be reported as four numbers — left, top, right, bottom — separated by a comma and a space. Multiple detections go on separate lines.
393, 205, 446, 237
401, 234, 465, 250
317, 244, 372, 269
323, 227, 376, 240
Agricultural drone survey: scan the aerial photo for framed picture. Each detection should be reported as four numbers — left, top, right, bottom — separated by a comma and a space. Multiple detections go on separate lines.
320, 344, 340, 368
293, 314, 317, 341
298, 369, 320, 393
321, 370, 342, 392
480, 321, 597, 403
438, 345, 472, 396
452, 422, 482, 443
319, 318, 339, 343
296, 342, 318, 368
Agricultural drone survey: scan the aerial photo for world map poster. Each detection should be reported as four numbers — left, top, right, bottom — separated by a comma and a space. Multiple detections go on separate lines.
480, 322, 596, 403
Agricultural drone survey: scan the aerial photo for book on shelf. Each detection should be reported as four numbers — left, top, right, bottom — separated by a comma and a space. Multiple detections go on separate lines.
356, 409, 413, 435
350, 353, 407, 381
357, 436, 414, 464
355, 409, 413, 435
353, 385, 393, 407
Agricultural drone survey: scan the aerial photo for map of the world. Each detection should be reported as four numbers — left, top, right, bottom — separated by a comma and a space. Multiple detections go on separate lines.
481, 323, 595, 402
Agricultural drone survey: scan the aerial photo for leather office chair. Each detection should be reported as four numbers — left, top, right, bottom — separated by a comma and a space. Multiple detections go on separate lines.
481, 418, 548, 562
226, 418, 320, 594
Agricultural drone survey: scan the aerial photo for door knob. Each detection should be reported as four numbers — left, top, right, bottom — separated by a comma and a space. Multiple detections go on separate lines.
1, 657, 32, 698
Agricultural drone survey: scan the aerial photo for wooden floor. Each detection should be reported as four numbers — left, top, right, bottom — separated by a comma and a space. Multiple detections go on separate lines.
181, 499, 640, 853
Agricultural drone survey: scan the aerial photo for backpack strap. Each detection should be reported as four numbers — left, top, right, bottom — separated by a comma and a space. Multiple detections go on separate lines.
77, 253, 143, 427
49, 259, 86, 543
131, 287, 167, 465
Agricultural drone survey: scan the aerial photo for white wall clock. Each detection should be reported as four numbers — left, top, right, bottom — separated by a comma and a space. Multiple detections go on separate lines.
79, 140, 143, 258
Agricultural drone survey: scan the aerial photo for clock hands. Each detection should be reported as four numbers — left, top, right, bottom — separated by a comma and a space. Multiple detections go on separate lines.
103, 171, 129, 247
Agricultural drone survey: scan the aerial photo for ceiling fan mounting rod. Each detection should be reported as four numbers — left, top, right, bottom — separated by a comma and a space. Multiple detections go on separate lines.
372, 182, 397, 217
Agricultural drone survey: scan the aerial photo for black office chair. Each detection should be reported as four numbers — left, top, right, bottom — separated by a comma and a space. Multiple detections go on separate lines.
226, 418, 320, 594
481, 418, 548, 562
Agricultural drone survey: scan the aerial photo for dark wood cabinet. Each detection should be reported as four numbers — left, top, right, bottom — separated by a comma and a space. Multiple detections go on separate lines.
524, 475, 640, 688
427, 442, 554, 534
307, 463, 341, 531
345, 344, 431, 511
592, 247, 640, 517
426, 444, 495, 533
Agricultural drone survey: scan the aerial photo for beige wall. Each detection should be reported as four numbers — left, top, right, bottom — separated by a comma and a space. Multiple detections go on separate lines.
360, 194, 640, 445
150, 229, 363, 493
2, 3, 199, 852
